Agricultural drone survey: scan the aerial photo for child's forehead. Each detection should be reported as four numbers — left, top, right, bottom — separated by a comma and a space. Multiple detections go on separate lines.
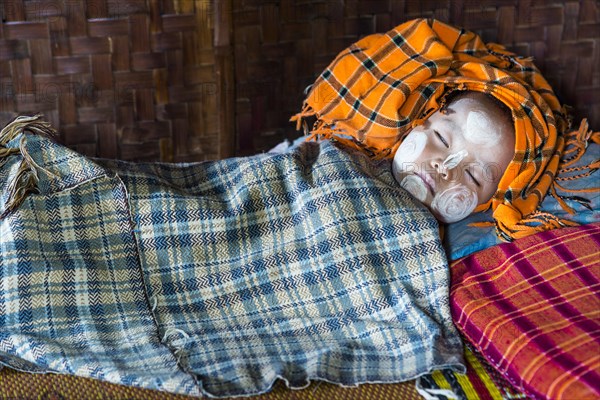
439, 97, 512, 133
431, 96, 515, 158
447, 96, 497, 115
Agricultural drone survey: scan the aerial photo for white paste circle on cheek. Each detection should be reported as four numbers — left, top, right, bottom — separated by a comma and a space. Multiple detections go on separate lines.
392, 131, 427, 186
430, 185, 478, 223
465, 110, 500, 147
400, 175, 428, 202
394, 131, 427, 164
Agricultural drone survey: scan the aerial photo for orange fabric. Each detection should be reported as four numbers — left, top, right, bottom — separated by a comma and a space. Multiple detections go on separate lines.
291, 18, 599, 241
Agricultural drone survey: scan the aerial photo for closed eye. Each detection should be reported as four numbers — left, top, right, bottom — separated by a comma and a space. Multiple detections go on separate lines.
434, 130, 449, 148
466, 170, 481, 187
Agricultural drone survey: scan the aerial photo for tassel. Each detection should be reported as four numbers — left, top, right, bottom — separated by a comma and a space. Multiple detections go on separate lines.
289, 104, 317, 132
549, 184, 576, 215
0, 147, 20, 168
561, 195, 594, 211
552, 179, 599, 194
556, 161, 600, 182
559, 119, 597, 169
495, 210, 579, 241
469, 221, 495, 229
548, 119, 600, 215
0, 114, 56, 146
0, 114, 57, 219
1, 161, 37, 218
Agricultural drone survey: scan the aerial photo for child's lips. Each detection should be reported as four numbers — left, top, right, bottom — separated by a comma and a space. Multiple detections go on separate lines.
416, 172, 436, 195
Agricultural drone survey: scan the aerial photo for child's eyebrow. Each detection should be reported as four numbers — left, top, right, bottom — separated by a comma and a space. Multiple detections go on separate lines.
443, 106, 457, 115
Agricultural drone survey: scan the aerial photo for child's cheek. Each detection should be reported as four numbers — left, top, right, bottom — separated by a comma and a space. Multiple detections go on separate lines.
392, 131, 430, 203
431, 185, 478, 223
395, 131, 427, 163
399, 175, 428, 202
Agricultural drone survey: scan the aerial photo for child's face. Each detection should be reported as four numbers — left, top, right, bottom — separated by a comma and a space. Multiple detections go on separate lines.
391, 97, 515, 223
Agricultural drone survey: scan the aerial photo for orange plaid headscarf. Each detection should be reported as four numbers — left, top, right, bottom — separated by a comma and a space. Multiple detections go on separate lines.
291, 18, 599, 241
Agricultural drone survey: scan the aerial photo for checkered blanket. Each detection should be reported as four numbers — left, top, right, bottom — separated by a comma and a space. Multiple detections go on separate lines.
450, 222, 600, 399
0, 131, 464, 397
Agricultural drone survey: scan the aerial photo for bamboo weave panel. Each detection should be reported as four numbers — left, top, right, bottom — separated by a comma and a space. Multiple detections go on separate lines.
233, 0, 599, 155
0, 0, 222, 162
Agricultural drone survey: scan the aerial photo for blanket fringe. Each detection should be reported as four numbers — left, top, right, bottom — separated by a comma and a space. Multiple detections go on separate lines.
0, 115, 57, 219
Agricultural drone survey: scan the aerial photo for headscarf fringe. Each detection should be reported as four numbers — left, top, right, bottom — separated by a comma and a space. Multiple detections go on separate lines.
289, 104, 317, 133
0, 114, 57, 219
556, 162, 600, 180
549, 184, 576, 215
496, 211, 579, 241
545, 118, 600, 216
559, 119, 598, 169
469, 221, 495, 228
553, 179, 599, 193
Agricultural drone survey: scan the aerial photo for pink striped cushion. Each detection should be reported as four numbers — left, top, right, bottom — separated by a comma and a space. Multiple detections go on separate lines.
450, 223, 600, 400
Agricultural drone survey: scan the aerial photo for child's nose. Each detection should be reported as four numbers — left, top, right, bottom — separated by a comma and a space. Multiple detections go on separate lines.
432, 159, 459, 181
432, 159, 450, 179
434, 150, 468, 181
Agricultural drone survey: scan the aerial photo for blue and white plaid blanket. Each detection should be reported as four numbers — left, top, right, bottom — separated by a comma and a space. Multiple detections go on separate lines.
0, 118, 464, 397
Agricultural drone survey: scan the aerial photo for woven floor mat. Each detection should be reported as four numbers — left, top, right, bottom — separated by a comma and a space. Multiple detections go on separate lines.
0, 367, 421, 400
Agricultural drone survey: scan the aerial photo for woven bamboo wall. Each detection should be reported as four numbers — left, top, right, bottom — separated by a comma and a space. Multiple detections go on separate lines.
0, 0, 233, 161
232, 0, 600, 155
1, 1, 599, 160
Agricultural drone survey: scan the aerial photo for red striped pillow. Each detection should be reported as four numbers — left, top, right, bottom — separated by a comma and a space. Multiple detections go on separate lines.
450, 223, 600, 400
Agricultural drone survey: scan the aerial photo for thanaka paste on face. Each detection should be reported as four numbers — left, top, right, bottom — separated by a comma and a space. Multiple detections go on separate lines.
464, 110, 501, 146
400, 175, 427, 202
442, 149, 468, 171
394, 131, 427, 163
391, 116, 483, 222
392, 131, 430, 202
431, 184, 478, 223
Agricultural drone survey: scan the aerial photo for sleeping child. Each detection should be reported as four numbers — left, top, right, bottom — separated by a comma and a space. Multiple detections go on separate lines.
0, 18, 597, 399
390, 91, 515, 223
292, 18, 598, 241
